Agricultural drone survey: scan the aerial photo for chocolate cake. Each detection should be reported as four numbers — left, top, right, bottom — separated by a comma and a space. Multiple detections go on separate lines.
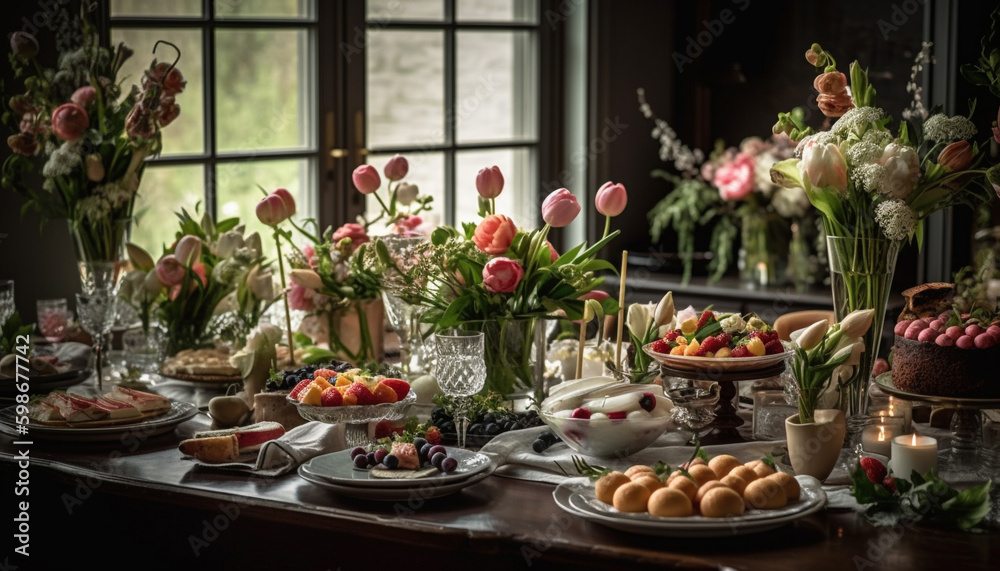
891, 316, 1000, 397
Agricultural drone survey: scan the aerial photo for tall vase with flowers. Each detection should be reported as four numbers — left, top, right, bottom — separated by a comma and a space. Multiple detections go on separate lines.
2, 4, 185, 271
366, 167, 622, 398
770, 43, 1000, 417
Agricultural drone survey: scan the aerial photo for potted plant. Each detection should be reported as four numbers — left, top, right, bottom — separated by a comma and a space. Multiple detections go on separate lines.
785, 309, 873, 479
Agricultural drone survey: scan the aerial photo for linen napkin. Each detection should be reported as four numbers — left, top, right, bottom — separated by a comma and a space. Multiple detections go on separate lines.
190, 421, 347, 477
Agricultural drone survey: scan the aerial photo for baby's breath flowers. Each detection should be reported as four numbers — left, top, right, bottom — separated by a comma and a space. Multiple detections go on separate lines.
874, 200, 917, 241
922, 114, 978, 143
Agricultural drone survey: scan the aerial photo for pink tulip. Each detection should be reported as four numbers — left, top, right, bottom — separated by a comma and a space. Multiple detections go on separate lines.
595, 181, 628, 217
472, 214, 517, 255
9, 32, 38, 59
476, 166, 505, 199
174, 235, 202, 267
71, 86, 97, 108
800, 141, 848, 194
155, 255, 185, 287
352, 164, 381, 194
546, 240, 559, 263
256, 188, 296, 226
383, 155, 409, 181
714, 153, 755, 200
51, 103, 89, 141
288, 282, 316, 311
331, 223, 369, 253
482, 257, 524, 294
541, 188, 580, 228
191, 263, 207, 287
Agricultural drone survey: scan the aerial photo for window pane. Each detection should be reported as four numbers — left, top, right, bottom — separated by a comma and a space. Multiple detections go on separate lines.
215, 0, 315, 20
365, 153, 444, 232
455, 148, 535, 227
456, 31, 537, 144
367, 0, 443, 21
367, 30, 444, 147
111, 28, 205, 156
457, 0, 538, 23
215, 29, 313, 153
131, 165, 206, 256
111, 0, 202, 17
216, 159, 314, 258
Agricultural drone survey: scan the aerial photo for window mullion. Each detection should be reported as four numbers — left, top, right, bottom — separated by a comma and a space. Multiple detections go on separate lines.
204, 0, 217, 220
443, 0, 457, 226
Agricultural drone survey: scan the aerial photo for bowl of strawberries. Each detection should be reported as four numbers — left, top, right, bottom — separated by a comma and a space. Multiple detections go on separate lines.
643, 309, 792, 374
286, 367, 416, 424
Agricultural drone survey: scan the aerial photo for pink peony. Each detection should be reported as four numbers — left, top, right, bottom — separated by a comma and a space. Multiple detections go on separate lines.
482, 257, 524, 294
476, 165, 504, 199
541, 188, 581, 228
813, 71, 848, 95
155, 255, 185, 287
472, 214, 517, 255
51, 103, 89, 141
331, 223, 369, 253
71, 86, 97, 108
713, 153, 755, 200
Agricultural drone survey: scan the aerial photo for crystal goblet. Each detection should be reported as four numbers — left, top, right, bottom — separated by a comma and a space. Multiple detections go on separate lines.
76, 292, 118, 391
434, 330, 486, 449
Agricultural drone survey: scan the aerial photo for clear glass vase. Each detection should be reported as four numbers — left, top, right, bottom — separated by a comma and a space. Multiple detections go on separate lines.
739, 211, 788, 288
383, 292, 431, 376
826, 235, 901, 418
476, 317, 545, 400
69, 217, 131, 264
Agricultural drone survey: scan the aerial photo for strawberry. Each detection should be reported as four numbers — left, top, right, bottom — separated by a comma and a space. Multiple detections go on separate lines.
607, 411, 627, 420
696, 335, 721, 356
314, 368, 338, 380
346, 382, 377, 406
650, 339, 671, 354
716, 333, 732, 346
696, 310, 714, 331
425, 426, 442, 445
379, 378, 411, 402
664, 330, 682, 341
288, 379, 313, 400
571, 408, 591, 419
320, 386, 343, 407
730, 345, 752, 358
860, 457, 887, 485
882, 476, 896, 493
764, 339, 784, 355
374, 419, 399, 439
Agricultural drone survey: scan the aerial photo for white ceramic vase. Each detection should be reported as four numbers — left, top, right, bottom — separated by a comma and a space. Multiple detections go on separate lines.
785, 409, 847, 480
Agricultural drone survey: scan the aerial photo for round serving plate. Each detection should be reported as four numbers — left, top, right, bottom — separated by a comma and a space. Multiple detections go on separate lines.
287, 391, 417, 423
874, 373, 1000, 408
553, 476, 826, 537
298, 463, 493, 501
0, 401, 197, 442
300, 446, 493, 488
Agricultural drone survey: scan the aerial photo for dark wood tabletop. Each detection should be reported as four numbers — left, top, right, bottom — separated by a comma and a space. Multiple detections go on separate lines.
1, 378, 996, 571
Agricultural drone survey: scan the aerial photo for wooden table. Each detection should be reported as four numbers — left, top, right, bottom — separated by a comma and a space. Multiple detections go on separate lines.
1, 379, 996, 571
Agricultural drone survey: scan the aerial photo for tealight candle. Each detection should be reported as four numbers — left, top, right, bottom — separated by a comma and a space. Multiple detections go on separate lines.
861, 414, 903, 457
890, 434, 938, 480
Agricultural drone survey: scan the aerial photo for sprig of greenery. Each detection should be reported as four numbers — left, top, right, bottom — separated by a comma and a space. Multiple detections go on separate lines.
1, 312, 34, 356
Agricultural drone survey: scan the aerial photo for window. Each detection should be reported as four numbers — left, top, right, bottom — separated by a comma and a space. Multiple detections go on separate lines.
109, 0, 318, 256
362, 0, 541, 228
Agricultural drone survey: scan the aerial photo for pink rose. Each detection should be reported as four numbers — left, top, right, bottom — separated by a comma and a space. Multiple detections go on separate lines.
473, 214, 517, 255
331, 223, 369, 253
51, 103, 89, 141
155, 255, 185, 287
595, 181, 627, 217
383, 154, 409, 181
352, 164, 381, 194
816, 91, 854, 118
158, 96, 180, 127
302, 244, 318, 268
256, 188, 296, 226
713, 153, 755, 200
482, 257, 524, 294
71, 86, 97, 108
541, 188, 580, 228
288, 282, 316, 311
476, 165, 504, 199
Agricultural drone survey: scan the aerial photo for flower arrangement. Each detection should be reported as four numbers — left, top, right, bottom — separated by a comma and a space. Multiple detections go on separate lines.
638, 89, 815, 285
352, 154, 433, 234
366, 166, 622, 394
768, 42, 1000, 415
2, 4, 184, 261
121, 209, 274, 354
623, 292, 675, 383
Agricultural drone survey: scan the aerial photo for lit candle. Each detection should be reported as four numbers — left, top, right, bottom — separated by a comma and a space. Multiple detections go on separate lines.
861, 422, 892, 456
890, 434, 938, 480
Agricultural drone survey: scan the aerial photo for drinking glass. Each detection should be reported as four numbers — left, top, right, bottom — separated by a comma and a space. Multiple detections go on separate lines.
0, 280, 14, 325
78, 262, 124, 296
76, 293, 118, 390
37, 299, 70, 342
434, 330, 486, 448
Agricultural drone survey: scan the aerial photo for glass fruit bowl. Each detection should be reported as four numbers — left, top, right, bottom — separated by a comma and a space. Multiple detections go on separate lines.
537, 409, 680, 459
287, 391, 417, 424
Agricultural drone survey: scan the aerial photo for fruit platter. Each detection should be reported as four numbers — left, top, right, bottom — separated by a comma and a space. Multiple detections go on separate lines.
643, 310, 792, 375
553, 452, 826, 537
285, 366, 417, 424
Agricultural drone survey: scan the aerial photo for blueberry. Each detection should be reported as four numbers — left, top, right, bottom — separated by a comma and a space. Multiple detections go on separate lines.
428, 445, 447, 458
469, 423, 483, 435
413, 437, 428, 451
503, 421, 516, 432
420, 443, 434, 462
366, 452, 377, 466
382, 454, 399, 469
431, 452, 447, 469
483, 413, 495, 425
485, 423, 501, 435
441, 457, 458, 473
532, 439, 548, 453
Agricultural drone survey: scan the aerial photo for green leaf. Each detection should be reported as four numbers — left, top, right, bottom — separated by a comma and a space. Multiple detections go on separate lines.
938, 480, 993, 530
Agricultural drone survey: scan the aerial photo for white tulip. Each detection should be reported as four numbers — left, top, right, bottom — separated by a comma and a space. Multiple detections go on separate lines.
791, 319, 829, 351
626, 303, 652, 340
396, 182, 419, 206
653, 292, 674, 328
839, 309, 875, 338
214, 230, 245, 259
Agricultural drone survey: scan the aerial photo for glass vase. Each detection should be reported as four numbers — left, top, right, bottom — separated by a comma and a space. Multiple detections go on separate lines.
383, 292, 431, 377
69, 217, 131, 264
826, 235, 901, 418
739, 212, 788, 288
476, 317, 545, 400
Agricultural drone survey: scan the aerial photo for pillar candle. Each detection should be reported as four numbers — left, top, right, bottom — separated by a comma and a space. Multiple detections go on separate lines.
890, 434, 938, 480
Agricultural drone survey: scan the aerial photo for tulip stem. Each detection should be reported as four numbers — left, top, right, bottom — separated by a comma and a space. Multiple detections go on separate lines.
373, 191, 392, 223
274, 232, 295, 367
490, 198, 496, 216
602, 216, 611, 240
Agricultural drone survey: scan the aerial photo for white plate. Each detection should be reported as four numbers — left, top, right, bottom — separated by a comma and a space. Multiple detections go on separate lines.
0, 369, 90, 397
643, 341, 792, 373
300, 447, 492, 488
0, 401, 198, 442
298, 463, 493, 501
552, 476, 826, 537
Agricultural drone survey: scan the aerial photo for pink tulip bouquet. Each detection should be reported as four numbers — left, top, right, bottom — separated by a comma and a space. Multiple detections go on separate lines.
121, 209, 274, 354
368, 166, 622, 394
638, 89, 815, 285
2, 4, 184, 262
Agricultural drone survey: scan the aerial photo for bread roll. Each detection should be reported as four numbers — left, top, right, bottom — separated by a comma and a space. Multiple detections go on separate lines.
179, 434, 240, 463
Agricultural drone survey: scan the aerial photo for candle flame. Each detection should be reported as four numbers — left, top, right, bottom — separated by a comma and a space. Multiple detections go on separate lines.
878, 426, 885, 442
912, 433, 918, 446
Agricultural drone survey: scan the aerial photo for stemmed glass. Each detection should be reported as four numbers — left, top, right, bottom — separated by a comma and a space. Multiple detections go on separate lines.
434, 330, 486, 449
75, 292, 118, 391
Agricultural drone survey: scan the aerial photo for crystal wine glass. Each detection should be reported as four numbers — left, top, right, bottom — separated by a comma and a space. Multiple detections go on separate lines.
75, 292, 118, 391
434, 330, 486, 448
